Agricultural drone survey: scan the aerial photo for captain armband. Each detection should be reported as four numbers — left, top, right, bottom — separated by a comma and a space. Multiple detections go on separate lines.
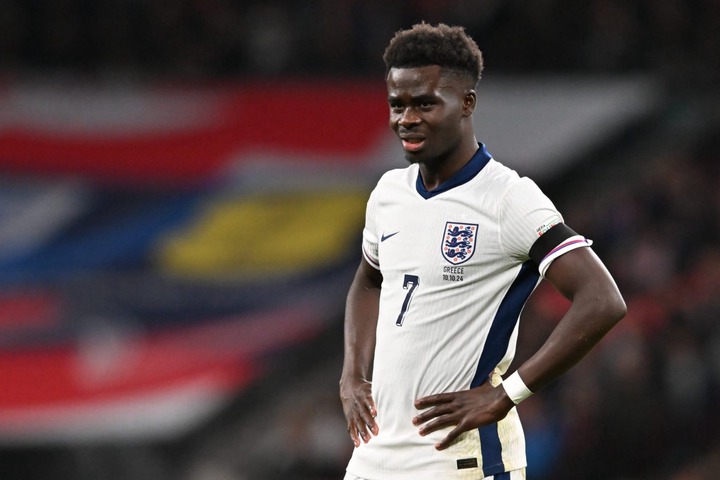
529, 223, 593, 277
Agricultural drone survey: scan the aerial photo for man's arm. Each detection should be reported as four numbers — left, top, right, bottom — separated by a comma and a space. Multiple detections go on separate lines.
340, 257, 383, 447
413, 247, 626, 450
513, 246, 626, 392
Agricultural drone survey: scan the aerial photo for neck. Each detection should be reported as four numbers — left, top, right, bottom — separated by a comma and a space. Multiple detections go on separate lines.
419, 137, 479, 191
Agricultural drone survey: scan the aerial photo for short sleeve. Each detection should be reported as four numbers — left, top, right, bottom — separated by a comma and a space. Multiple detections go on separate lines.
361, 188, 380, 269
499, 177, 592, 276
499, 178, 563, 260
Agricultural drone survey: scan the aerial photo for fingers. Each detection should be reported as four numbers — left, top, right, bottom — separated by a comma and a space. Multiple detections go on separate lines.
340, 378, 379, 447
346, 400, 378, 447
413, 407, 455, 436
413, 393, 458, 437
412, 403, 452, 428
413, 386, 513, 451
411, 391, 475, 450
414, 409, 466, 451
347, 422, 363, 447
358, 399, 378, 434
414, 392, 452, 409
435, 425, 463, 450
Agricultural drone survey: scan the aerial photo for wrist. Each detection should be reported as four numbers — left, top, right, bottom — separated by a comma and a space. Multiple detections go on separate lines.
502, 371, 533, 405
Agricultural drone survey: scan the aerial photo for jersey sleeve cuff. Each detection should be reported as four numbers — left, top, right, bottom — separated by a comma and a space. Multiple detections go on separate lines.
362, 244, 380, 270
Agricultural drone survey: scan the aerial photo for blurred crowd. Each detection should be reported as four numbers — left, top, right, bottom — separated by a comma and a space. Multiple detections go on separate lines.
513, 122, 720, 479
0, 0, 718, 82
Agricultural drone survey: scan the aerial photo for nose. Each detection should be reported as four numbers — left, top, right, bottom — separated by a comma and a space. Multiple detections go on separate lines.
398, 107, 420, 128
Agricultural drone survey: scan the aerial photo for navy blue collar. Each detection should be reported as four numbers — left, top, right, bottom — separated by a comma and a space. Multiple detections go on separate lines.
415, 143, 492, 199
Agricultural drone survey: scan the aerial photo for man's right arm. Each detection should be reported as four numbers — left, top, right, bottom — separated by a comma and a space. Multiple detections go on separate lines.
339, 257, 383, 447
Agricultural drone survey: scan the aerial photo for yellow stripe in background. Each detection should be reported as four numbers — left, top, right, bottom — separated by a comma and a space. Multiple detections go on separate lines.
154, 191, 367, 279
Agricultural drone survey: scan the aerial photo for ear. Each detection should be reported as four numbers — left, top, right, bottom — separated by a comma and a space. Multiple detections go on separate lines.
462, 90, 476, 117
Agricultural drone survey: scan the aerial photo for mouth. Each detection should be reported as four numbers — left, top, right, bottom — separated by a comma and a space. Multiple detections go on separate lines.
400, 136, 425, 152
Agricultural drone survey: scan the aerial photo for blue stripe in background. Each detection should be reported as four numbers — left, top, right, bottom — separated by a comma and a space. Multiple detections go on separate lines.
0, 191, 200, 284
472, 261, 540, 476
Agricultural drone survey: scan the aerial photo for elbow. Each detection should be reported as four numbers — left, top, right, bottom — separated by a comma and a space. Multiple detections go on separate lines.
602, 291, 627, 327
612, 297, 628, 324
580, 283, 627, 332
578, 292, 626, 345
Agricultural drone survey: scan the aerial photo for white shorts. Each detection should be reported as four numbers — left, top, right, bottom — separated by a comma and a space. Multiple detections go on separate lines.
343, 468, 526, 480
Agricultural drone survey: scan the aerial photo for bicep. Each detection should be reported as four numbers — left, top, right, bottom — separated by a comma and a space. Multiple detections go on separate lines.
544, 247, 625, 313
346, 257, 383, 319
355, 256, 383, 291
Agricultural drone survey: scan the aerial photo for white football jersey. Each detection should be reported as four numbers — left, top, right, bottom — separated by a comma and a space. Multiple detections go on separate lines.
346, 145, 590, 479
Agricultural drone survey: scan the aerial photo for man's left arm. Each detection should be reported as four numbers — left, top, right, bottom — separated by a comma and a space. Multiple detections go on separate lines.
511, 245, 626, 391
413, 247, 626, 450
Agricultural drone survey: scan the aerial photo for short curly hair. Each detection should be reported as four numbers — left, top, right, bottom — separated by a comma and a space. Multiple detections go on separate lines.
383, 22, 484, 86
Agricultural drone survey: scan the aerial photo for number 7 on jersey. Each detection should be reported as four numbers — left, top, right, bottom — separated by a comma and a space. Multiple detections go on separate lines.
396, 274, 419, 326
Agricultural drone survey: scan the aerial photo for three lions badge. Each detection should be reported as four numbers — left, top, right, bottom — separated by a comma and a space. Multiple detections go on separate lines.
442, 222, 477, 265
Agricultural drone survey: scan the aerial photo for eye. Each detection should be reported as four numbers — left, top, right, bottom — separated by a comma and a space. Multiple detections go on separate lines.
389, 102, 403, 113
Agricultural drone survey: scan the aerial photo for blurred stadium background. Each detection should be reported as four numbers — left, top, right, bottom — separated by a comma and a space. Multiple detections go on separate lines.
0, 1, 719, 479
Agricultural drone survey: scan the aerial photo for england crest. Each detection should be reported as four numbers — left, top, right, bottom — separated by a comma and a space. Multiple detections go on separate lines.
442, 222, 478, 265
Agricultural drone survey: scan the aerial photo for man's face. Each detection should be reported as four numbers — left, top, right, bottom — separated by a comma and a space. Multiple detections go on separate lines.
386, 65, 469, 165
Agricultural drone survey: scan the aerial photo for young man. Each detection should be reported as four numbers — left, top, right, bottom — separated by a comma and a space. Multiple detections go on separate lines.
339, 23, 626, 480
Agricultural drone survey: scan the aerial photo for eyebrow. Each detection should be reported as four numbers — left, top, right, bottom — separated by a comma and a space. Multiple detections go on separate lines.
387, 93, 437, 103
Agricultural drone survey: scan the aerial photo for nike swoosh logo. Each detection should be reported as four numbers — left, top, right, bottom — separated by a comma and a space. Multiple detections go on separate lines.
381, 231, 399, 242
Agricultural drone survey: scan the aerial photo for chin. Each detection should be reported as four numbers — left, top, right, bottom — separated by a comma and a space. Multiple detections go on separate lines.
403, 151, 426, 165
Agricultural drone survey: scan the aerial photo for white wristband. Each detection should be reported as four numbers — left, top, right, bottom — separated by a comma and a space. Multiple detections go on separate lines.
502, 371, 533, 405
